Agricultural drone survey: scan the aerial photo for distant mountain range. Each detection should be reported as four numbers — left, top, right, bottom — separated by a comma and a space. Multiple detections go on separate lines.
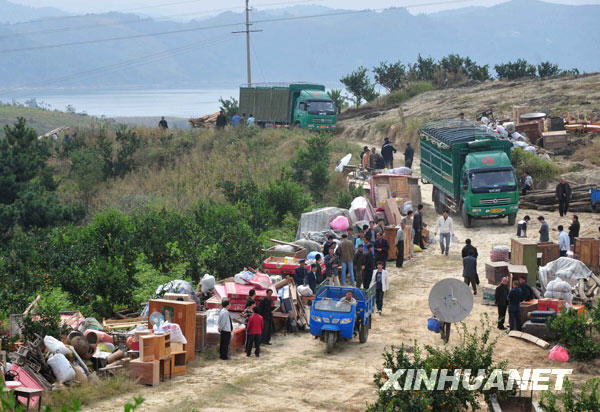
0, 0, 598, 90
0, 0, 66, 23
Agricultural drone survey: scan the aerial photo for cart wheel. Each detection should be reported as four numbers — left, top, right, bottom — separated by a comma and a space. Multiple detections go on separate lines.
359, 322, 369, 343
325, 331, 336, 353
368, 315, 372, 329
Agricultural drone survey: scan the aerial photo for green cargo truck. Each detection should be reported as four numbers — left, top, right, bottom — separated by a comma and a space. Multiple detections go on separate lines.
239, 83, 336, 130
419, 120, 519, 228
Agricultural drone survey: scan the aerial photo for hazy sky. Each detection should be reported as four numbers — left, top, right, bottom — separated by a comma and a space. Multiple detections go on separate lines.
11, 0, 600, 18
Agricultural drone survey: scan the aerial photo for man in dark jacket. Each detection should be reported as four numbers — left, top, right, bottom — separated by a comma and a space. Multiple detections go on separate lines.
294, 260, 308, 286
305, 264, 319, 294
462, 250, 478, 294
555, 178, 572, 217
216, 110, 227, 129
374, 232, 389, 269
258, 289, 275, 344
158, 116, 168, 129
508, 279, 522, 331
362, 244, 376, 289
461, 239, 478, 259
353, 244, 366, 288
381, 137, 397, 169
519, 276, 534, 302
413, 204, 426, 249
495, 277, 509, 330
322, 235, 336, 256
568, 215, 580, 247
404, 142, 414, 169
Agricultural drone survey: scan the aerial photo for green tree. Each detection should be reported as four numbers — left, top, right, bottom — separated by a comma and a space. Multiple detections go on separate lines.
373, 61, 406, 92
326, 89, 346, 114
292, 133, 332, 200
219, 96, 239, 121
494, 59, 537, 80
537, 61, 560, 78
70, 148, 105, 206
340, 66, 378, 107
408, 54, 437, 81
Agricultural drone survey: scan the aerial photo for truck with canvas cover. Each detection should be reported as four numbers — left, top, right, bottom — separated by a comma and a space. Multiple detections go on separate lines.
419, 120, 519, 227
239, 83, 336, 130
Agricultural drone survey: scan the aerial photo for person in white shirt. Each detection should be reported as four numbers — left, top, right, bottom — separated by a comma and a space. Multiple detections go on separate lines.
434, 210, 454, 256
558, 225, 569, 257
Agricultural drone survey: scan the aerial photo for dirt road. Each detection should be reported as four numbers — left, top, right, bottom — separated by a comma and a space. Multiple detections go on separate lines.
86, 161, 600, 412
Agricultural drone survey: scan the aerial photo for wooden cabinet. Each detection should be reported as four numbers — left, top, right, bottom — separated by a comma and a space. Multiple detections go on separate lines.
485, 262, 509, 285
574, 238, 600, 272
510, 238, 538, 286
537, 242, 560, 266
148, 300, 197, 362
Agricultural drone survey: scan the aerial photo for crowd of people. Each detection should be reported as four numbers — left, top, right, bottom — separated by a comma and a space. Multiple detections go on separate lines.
359, 138, 414, 170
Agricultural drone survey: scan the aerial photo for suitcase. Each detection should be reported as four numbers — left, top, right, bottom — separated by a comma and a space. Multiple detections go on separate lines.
522, 321, 555, 341
529, 310, 557, 324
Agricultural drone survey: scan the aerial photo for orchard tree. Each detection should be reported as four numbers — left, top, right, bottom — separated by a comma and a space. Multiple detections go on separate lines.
340, 66, 378, 108
495, 59, 537, 80
373, 61, 406, 92
537, 61, 560, 78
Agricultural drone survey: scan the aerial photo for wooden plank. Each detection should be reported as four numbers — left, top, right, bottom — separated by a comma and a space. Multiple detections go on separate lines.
383, 198, 402, 226
508, 330, 549, 349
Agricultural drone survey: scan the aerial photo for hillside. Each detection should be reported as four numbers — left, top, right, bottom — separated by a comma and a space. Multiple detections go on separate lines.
0, 0, 65, 24
338, 73, 600, 145
0, 0, 599, 89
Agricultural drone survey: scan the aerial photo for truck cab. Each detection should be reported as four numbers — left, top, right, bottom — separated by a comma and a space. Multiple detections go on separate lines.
460, 150, 519, 227
292, 90, 337, 131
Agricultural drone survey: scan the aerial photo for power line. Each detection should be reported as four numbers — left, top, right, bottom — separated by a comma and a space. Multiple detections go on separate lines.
0, 0, 484, 54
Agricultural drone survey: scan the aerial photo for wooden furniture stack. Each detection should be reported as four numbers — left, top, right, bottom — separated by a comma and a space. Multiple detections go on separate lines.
574, 238, 600, 272
510, 238, 538, 287
148, 299, 197, 361
537, 242, 560, 266
129, 333, 171, 386
383, 226, 412, 261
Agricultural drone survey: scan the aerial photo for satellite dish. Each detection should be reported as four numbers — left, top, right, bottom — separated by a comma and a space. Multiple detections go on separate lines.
335, 153, 352, 172
149, 311, 165, 328
428, 278, 474, 324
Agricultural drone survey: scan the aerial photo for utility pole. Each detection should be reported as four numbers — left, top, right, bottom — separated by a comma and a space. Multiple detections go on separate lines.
233, 0, 262, 87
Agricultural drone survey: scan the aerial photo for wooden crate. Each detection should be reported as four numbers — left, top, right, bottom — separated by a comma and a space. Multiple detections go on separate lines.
541, 131, 568, 150
574, 238, 600, 272
195, 312, 207, 352
139, 335, 159, 362
510, 238, 538, 287
537, 242, 560, 266
485, 262, 509, 285
171, 350, 187, 376
516, 121, 542, 144
148, 300, 197, 362
129, 359, 159, 386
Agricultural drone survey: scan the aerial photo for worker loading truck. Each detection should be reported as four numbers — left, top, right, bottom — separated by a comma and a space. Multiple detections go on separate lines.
238, 83, 336, 130
419, 119, 519, 228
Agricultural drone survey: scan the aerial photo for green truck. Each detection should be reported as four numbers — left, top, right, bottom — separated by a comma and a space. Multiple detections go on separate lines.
419, 120, 519, 228
239, 83, 336, 130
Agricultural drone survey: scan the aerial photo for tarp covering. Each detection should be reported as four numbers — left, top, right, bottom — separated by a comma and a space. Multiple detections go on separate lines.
349, 196, 375, 224
538, 257, 593, 290
296, 207, 351, 240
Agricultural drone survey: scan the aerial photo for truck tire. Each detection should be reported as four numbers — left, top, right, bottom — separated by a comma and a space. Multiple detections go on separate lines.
461, 203, 472, 228
325, 331, 336, 353
508, 214, 516, 225
359, 321, 369, 343
433, 188, 444, 215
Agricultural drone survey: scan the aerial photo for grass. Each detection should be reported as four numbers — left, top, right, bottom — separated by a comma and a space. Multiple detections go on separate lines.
573, 139, 600, 166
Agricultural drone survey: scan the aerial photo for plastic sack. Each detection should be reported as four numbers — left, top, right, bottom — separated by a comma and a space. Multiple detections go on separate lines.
269, 275, 282, 284
247, 273, 272, 290
413, 244, 423, 253
297, 285, 313, 296
78, 317, 102, 332
234, 270, 254, 285
201, 273, 216, 293
48, 353, 76, 383
546, 279, 572, 294
402, 201, 413, 215
307, 251, 322, 260
349, 196, 376, 223
44, 335, 70, 355
330, 216, 350, 232
385, 167, 412, 176
548, 345, 569, 362
427, 318, 441, 333
273, 244, 296, 253
160, 322, 187, 344
206, 309, 220, 334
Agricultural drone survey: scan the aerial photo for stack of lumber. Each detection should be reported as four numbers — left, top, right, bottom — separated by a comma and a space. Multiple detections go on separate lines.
189, 112, 218, 128
520, 184, 591, 212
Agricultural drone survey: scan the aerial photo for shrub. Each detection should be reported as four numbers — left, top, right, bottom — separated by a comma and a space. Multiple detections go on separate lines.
373, 61, 407, 92
336, 183, 364, 209
547, 308, 600, 361
495, 59, 537, 80
341, 66, 378, 107
539, 377, 600, 412
537, 61, 560, 78
292, 133, 333, 201
511, 149, 560, 185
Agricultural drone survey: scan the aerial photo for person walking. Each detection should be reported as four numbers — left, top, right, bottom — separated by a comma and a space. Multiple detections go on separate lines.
434, 210, 454, 256
413, 205, 426, 249
218, 298, 233, 360
381, 137, 397, 169
568, 215, 580, 247
324, 247, 341, 286
508, 279, 522, 331
374, 232, 389, 268
158, 116, 168, 130
216, 110, 227, 129
404, 142, 414, 169
245, 306, 263, 357
353, 244, 365, 288
338, 234, 355, 286
247, 114, 256, 127
461, 239, 478, 259
517, 215, 531, 237
495, 277, 509, 330
395, 221, 405, 268
462, 249, 479, 295
558, 225, 569, 257
538, 216, 549, 243
258, 289, 275, 345
369, 261, 389, 314
555, 178, 572, 217
231, 113, 241, 127
362, 244, 376, 289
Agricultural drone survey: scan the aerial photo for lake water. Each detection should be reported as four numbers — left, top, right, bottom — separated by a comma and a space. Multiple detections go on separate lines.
0, 88, 240, 118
